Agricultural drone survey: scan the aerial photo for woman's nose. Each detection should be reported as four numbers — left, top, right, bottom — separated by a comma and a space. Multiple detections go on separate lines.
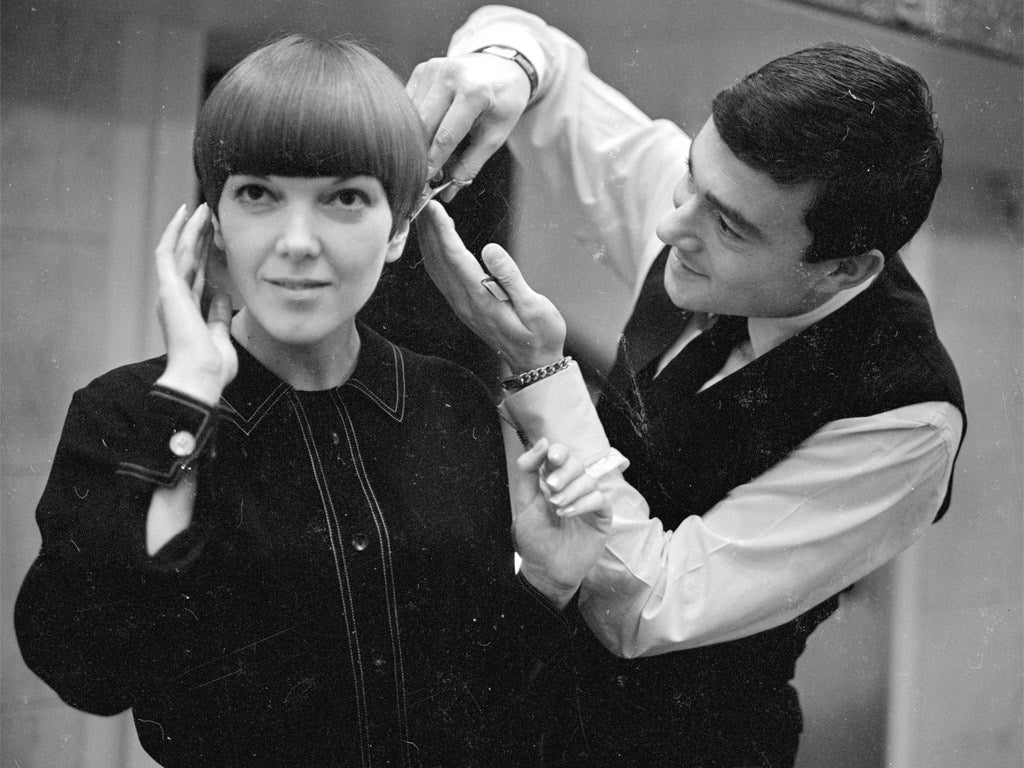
276, 208, 322, 260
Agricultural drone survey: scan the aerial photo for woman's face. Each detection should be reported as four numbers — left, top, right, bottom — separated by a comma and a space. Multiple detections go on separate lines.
212, 174, 407, 358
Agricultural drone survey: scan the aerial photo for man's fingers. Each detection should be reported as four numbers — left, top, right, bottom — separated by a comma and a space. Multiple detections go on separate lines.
405, 61, 427, 101
423, 93, 480, 181
442, 123, 511, 198
416, 204, 495, 329
418, 202, 488, 284
407, 60, 450, 139
480, 243, 536, 305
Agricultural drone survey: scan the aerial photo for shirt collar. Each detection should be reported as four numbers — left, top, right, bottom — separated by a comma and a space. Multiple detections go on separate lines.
220, 322, 405, 426
746, 275, 877, 359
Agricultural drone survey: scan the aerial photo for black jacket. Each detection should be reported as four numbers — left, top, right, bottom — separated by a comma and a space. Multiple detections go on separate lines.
16, 325, 573, 768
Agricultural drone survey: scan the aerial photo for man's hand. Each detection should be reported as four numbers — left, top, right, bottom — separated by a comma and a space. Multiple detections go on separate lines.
514, 439, 612, 609
417, 201, 565, 374
407, 52, 531, 199
154, 204, 237, 405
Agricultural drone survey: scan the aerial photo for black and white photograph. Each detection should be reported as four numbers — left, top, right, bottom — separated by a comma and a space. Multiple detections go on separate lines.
1, 1, 1021, 766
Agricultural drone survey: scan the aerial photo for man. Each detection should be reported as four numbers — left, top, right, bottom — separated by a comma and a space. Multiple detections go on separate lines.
410, 6, 965, 767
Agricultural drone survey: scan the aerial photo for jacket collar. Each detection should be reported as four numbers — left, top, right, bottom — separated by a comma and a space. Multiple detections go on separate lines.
219, 322, 405, 431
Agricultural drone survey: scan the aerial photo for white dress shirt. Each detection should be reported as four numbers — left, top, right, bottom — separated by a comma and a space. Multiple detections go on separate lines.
455, 5, 963, 658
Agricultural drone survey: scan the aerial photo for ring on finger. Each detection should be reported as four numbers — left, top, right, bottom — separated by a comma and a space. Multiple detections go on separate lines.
481, 277, 510, 302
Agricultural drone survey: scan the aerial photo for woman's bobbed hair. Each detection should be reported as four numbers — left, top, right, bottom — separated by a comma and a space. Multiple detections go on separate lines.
194, 35, 428, 230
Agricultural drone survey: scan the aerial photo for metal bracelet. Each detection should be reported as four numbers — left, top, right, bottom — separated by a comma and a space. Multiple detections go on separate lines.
501, 356, 573, 392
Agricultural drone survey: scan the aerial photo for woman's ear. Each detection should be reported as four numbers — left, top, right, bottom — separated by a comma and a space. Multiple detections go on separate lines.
211, 212, 225, 250
385, 219, 411, 263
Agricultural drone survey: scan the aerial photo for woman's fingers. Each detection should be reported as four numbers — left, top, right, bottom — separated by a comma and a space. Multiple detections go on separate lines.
207, 292, 232, 331
207, 293, 239, 386
156, 203, 212, 297
518, 440, 603, 513
516, 437, 551, 474
548, 472, 597, 508
177, 204, 212, 282
554, 489, 609, 520
155, 204, 189, 284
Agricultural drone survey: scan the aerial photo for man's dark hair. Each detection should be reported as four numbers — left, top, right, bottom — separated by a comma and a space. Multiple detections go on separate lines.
712, 43, 943, 263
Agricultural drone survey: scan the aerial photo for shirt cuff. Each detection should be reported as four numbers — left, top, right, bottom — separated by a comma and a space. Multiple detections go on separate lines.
501, 361, 612, 466
448, 10, 551, 101
114, 385, 218, 488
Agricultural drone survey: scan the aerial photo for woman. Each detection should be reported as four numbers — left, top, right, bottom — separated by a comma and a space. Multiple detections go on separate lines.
15, 35, 608, 767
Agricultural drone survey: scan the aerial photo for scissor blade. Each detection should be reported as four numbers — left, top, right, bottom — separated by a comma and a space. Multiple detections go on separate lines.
410, 179, 456, 221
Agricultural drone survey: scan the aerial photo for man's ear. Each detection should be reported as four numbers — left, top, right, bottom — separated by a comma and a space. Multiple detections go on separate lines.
822, 248, 884, 291
385, 219, 411, 263
211, 211, 224, 250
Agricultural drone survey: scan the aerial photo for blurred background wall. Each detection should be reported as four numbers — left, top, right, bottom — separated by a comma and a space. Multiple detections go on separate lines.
2, 1, 1020, 766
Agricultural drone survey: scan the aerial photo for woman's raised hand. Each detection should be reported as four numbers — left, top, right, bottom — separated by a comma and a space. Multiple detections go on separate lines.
154, 204, 237, 405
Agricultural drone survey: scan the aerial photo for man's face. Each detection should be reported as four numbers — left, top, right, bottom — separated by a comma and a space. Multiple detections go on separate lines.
656, 119, 836, 318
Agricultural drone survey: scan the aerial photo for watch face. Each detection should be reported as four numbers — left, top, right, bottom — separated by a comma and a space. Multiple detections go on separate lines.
475, 46, 537, 97
482, 46, 515, 58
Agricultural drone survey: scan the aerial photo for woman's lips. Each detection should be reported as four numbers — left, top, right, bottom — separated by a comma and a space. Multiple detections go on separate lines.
266, 278, 331, 290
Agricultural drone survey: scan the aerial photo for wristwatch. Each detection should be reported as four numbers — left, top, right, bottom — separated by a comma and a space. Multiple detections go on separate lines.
472, 44, 538, 100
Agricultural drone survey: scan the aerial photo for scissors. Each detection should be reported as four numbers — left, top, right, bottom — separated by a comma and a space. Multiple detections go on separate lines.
410, 178, 461, 221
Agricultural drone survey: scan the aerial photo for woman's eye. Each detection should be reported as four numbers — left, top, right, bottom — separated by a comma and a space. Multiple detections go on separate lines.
326, 189, 370, 208
236, 184, 273, 203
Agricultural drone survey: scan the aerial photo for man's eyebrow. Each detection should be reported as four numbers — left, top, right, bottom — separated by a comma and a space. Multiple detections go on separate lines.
687, 145, 767, 243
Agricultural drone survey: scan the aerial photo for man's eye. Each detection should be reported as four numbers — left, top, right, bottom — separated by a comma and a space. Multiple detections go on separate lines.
717, 214, 741, 239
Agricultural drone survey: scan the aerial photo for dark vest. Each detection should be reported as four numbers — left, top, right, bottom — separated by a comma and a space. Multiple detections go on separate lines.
565, 256, 965, 768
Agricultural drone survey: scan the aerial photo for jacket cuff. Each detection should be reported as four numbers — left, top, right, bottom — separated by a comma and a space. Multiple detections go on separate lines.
514, 570, 577, 662
115, 385, 218, 488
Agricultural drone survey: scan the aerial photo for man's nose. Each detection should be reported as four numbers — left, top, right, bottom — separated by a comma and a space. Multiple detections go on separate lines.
656, 197, 702, 253
276, 208, 322, 260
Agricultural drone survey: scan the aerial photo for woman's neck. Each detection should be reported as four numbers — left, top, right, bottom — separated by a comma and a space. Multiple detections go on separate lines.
231, 310, 361, 391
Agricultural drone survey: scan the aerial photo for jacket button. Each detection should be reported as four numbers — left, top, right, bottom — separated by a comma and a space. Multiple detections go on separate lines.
168, 430, 196, 456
